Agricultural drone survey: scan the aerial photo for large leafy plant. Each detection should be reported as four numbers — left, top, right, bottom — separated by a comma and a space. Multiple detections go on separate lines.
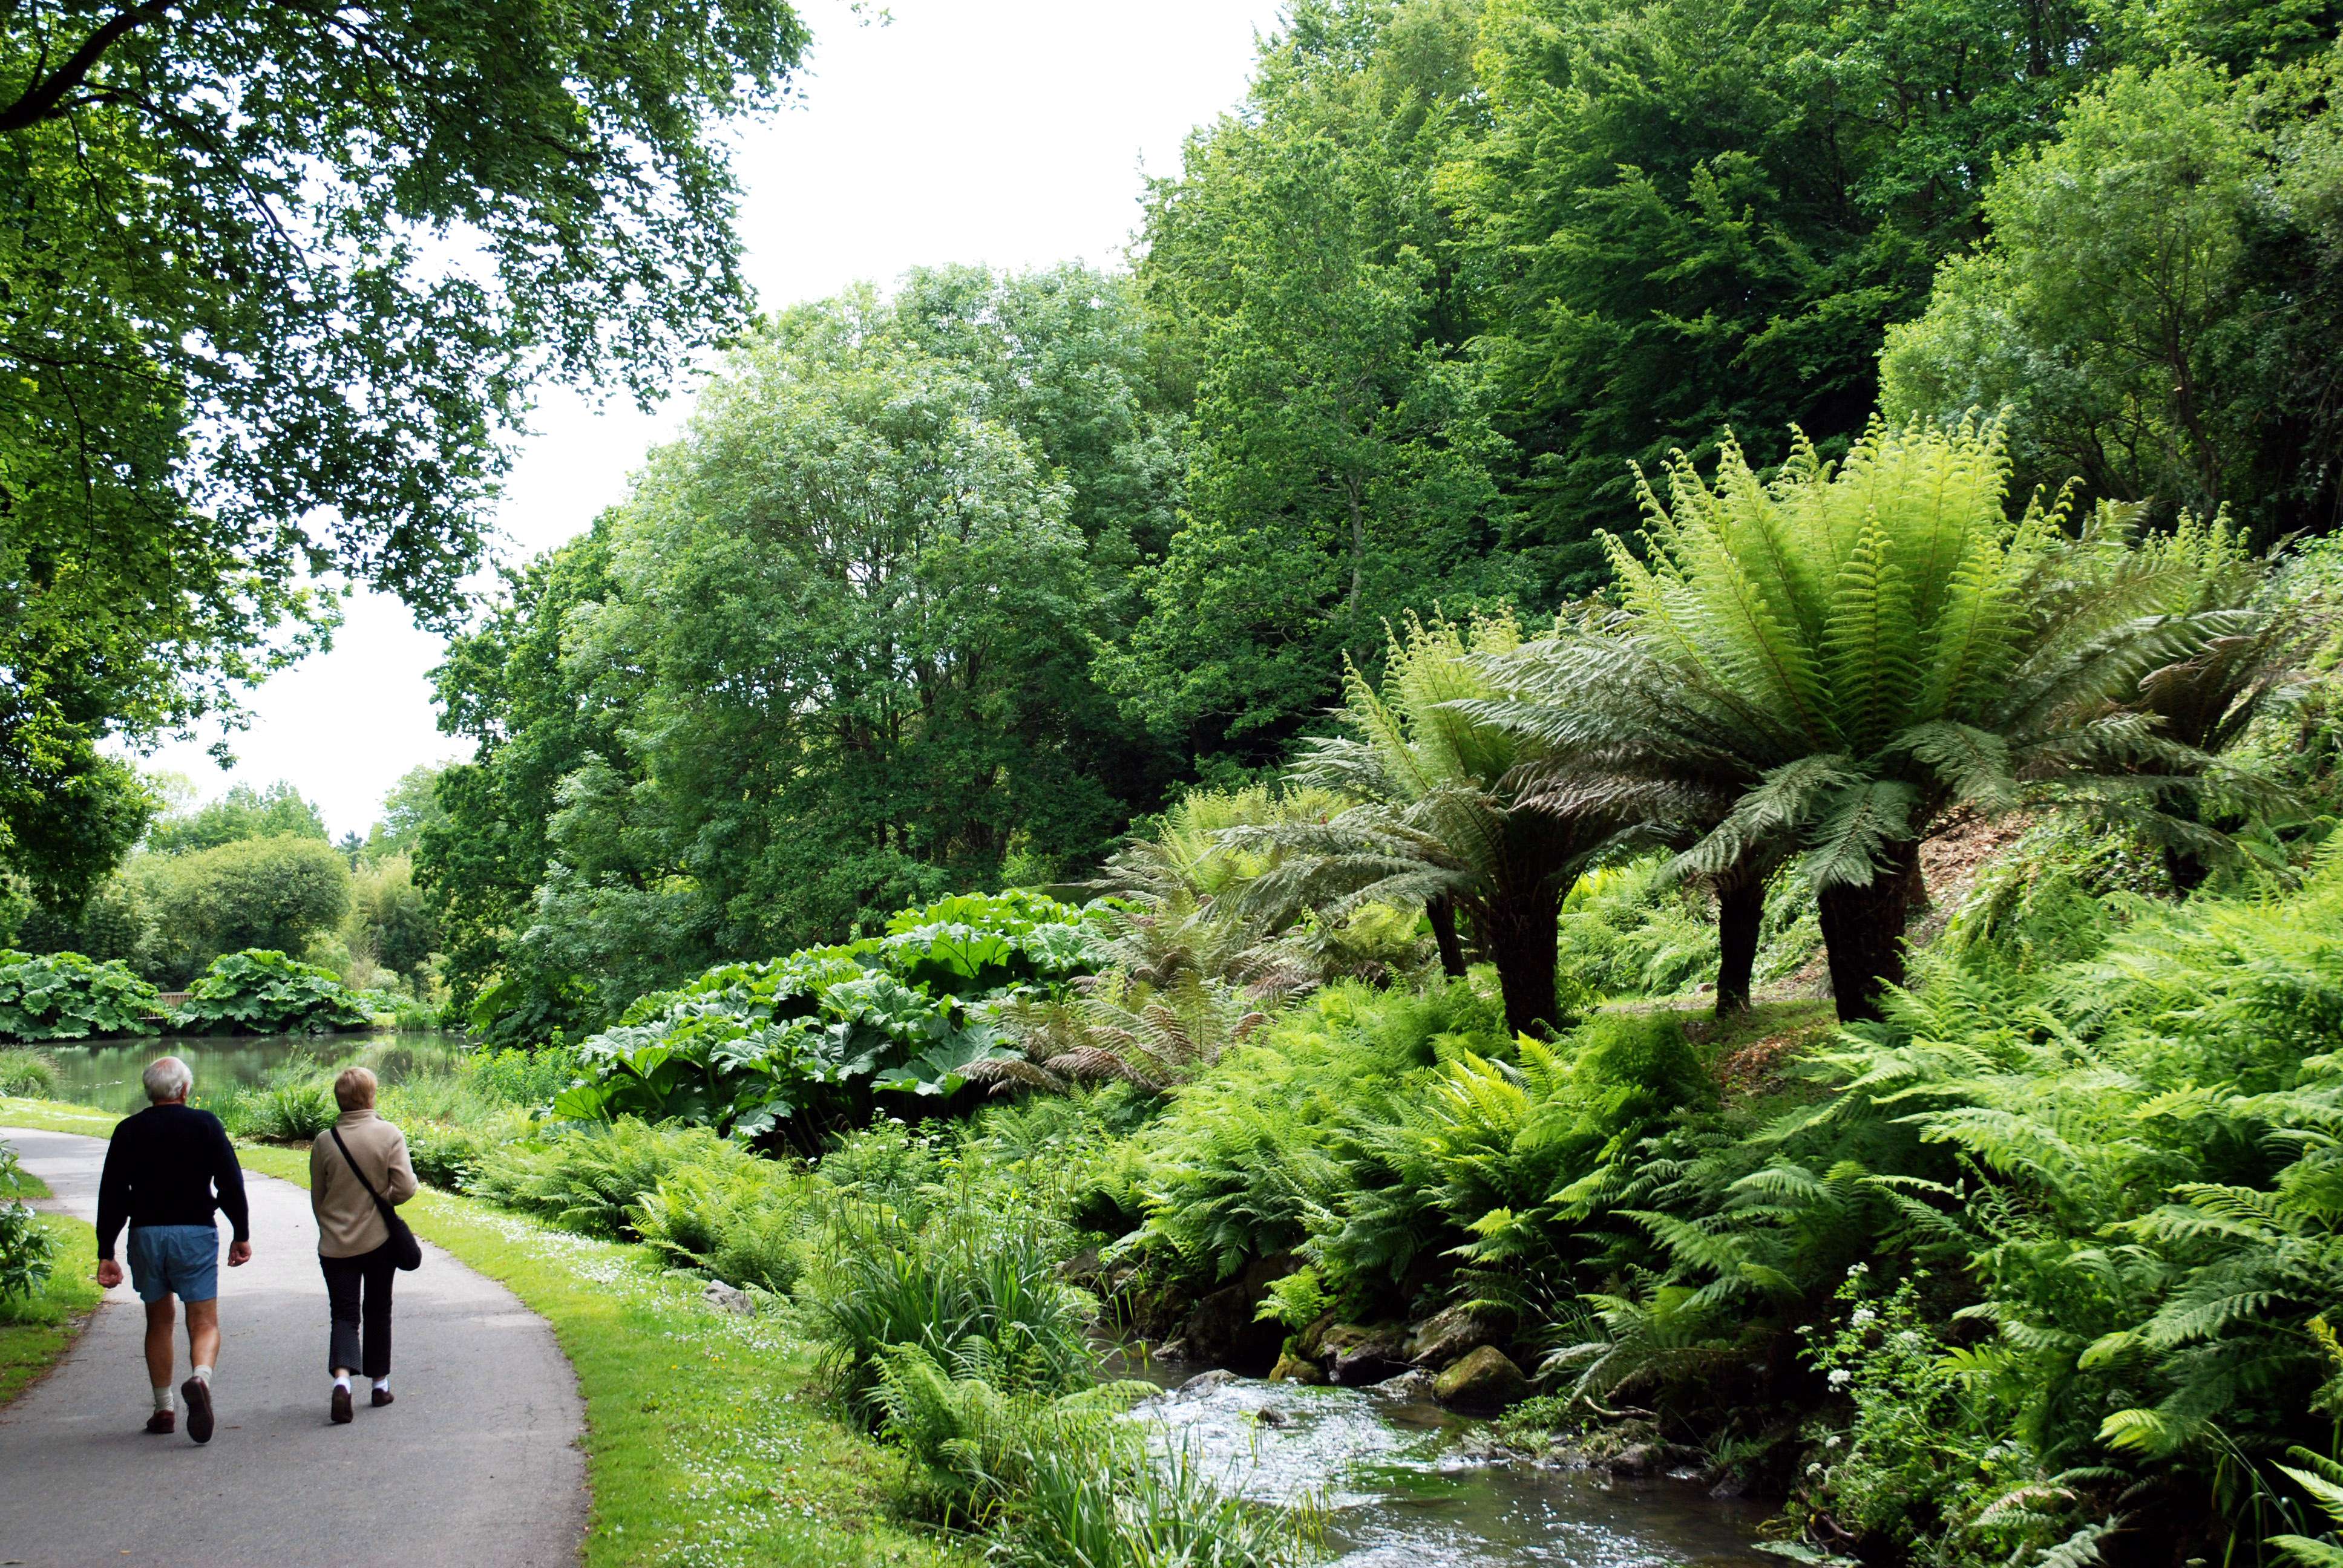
0, 950, 161, 1042
172, 950, 375, 1036
554, 892, 1102, 1140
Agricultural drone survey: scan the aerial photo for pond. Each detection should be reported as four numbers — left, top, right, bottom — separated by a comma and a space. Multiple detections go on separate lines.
44, 1031, 468, 1113
1141, 1373, 1771, 1568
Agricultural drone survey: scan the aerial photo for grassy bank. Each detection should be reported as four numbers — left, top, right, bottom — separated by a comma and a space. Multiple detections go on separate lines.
0, 1100, 971, 1568
0, 1162, 103, 1407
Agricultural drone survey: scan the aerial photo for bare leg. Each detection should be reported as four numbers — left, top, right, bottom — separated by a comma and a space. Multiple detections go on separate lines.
143, 1298, 176, 1388
185, 1297, 220, 1373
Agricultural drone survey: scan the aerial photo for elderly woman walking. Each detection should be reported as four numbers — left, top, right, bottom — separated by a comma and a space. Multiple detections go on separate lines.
310, 1066, 419, 1424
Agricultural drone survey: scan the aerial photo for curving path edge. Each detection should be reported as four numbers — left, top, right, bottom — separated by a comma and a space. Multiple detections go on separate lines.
0, 1125, 588, 1568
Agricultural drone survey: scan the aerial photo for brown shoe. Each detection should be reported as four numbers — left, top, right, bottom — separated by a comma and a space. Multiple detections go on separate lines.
181, 1377, 214, 1444
330, 1385, 353, 1425
145, 1410, 175, 1436
370, 1387, 394, 1408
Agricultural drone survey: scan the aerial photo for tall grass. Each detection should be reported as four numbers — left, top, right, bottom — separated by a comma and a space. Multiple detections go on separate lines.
0, 1048, 57, 1099
805, 1185, 1098, 1416
873, 1341, 1309, 1567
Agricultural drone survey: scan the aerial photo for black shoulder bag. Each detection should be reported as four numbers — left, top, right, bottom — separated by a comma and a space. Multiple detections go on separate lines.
329, 1127, 423, 1272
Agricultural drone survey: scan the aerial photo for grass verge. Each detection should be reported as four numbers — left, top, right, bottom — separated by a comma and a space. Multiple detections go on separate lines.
1, 1102, 969, 1568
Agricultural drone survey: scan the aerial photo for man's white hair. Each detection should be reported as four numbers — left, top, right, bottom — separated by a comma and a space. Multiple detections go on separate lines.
142, 1056, 193, 1104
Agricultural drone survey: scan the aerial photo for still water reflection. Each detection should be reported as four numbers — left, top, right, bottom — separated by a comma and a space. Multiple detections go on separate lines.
44, 1032, 465, 1112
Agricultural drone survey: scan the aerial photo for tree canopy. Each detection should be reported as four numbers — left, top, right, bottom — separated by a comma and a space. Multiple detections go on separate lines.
0, 0, 810, 903
424, 273, 1185, 1039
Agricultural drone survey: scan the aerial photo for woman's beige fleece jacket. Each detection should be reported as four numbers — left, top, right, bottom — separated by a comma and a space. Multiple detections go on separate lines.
309, 1107, 419, 1258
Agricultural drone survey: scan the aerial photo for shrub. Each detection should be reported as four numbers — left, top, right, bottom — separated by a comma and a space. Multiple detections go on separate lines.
1126, 980, 1503, 1287
0, 1198, 57, 1304
217, 1074, 339, 1142
399, 1112, 531, 1192
629, 1160, 811, 1294
0, 950, 160, 1042
0, 1048, 59, 1098
807, 1119, 951, 1221
1792, 1268, 2097, 1568
174, 950, 374, 1036
1533, 843, 2343, 1562
468, 1119, 761, 1239
463, 1047, 581, 1106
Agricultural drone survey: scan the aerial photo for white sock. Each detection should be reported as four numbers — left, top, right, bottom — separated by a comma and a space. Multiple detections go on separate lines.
372, 1376, 390, 1393
152, 1385, 174, 1413
333, 1373, 351, 1391
190, 1364, 211, 1385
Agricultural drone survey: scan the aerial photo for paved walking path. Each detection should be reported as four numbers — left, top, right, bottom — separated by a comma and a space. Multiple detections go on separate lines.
0, 1125, 588, 1567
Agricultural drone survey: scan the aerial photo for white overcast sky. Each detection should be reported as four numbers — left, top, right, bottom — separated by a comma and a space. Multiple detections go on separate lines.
130, 0, 1284, 838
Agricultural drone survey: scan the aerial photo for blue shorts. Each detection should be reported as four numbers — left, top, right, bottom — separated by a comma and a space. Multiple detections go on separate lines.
126, 1224, 220, 1304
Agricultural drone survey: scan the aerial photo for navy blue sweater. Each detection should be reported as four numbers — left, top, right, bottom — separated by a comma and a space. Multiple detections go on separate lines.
95, 1103, 251, 1260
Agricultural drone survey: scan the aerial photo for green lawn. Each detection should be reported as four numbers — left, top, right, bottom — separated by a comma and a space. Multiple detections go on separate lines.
0, 1158, 104, 1408
4, 1100, 970, 1568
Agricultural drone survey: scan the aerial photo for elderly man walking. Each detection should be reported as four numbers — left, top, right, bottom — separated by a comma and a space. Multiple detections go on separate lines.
93, 1056, 252, 1444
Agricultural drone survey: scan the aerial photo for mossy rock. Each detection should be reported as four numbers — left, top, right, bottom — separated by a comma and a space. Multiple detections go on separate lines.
1404, 1302, 1511, 1369
1432, 1345, 1529, 1414
1268, 1351, 1328, 1386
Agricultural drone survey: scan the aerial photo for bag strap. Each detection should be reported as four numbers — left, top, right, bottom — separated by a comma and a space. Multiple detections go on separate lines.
328, 1126, 392, 1210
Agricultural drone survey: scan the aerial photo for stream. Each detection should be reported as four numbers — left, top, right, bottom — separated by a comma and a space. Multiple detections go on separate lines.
1138, 1373, 1772, 1568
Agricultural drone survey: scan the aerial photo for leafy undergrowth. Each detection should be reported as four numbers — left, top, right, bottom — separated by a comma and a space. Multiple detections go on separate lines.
232, 1141, 973, 1568
0, 1196, 102, 1407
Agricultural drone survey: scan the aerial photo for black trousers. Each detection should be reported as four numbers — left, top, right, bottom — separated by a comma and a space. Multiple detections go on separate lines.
320, 1243, 398, 1378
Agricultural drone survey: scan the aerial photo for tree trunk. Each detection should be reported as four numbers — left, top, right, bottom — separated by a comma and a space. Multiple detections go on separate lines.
1482, 895, 1561, 1040
2163, 844, 2212, 895
1427, 896, 1467, 979
1814, 839, 1924, 1024
1714, 873, 1762, 1015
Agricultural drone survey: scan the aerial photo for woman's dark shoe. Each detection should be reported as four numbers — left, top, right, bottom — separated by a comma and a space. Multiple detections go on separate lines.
144, 1410, 175, 1436
330, 1386, 354, 1425
370, 1387, 394, 1408
181, 1377, 214, 1444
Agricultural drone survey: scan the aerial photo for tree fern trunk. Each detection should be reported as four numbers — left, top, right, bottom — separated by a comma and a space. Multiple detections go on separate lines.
1427, 895, 1467, 979
1482, 895, 1560, 1039
1815, 838, 1923, 1024
1715, 872, 1762, 1015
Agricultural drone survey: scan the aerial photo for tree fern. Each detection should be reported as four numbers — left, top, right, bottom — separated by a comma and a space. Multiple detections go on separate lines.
1492, 417, 2252, 1020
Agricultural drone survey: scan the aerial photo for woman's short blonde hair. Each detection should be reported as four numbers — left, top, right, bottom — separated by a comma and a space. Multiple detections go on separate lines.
332, 1066, 378, 1112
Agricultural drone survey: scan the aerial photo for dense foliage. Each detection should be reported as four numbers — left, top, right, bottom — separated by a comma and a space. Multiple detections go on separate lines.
16, 777, 443, 998
142, 783, 328, 858
548, 892, 1100, 1144
1884, 56, 2343, 547
172, 950, 374, 1036
0, 950, 159, 1042
424, 275, 1182, 1031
